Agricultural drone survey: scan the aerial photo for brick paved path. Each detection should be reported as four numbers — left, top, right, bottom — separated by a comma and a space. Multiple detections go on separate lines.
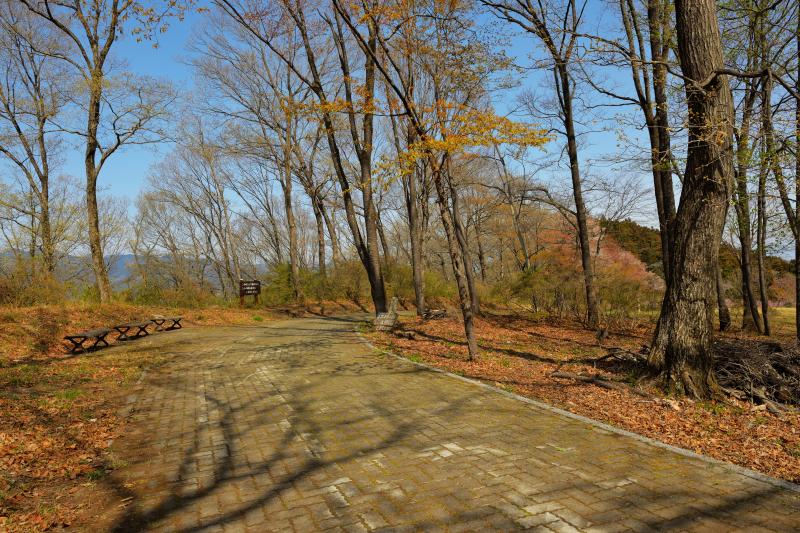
107, 316, 799, 532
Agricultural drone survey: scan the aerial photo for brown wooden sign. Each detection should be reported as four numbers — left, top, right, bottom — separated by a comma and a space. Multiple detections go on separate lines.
239, 279, 261, 306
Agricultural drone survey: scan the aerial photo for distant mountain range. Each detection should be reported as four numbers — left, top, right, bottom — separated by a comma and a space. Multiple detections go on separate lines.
108, 254, 136, 284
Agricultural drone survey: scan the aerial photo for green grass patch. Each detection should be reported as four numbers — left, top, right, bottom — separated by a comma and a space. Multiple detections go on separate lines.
699, 401, 727, 416
54, 389, 83, 401
1, 364, 39, 387
86, 469, 106, 481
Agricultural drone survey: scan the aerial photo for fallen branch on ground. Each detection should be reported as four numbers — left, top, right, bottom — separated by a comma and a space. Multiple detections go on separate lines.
550, 371, 652, 399
422, 309, 447, 320
559, 346, 647, 367
714, 339, 800, 408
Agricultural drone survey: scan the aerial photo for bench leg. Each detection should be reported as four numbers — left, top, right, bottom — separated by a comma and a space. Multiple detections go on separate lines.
66, 339, 85, 354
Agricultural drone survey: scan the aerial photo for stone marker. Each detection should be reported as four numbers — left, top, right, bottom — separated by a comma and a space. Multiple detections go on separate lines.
374, 297, 399, 331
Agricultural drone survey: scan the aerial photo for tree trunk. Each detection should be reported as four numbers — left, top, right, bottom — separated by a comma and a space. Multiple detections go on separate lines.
647, 0, 676, 285
312, 196, 327, 278
796, 25, 800, 341
756, 134, 770, 336
295, 8, 386, 313
404, 167, 426, 315
732, 73, 763, 332
647, 0, 733, 398
448, 174, 480, 316
39, 185, 55, 274
716, 262, 731, 331
476, 225, 488, 282
734, 181, 764, 333
557, 64, 598, 328
320, 202, 342, 267
510, 202, 530, 271
85, 80, 111, 302
282, 136, 301, 301
376, 208, 392, 269
362, 195, 387, 314
432, 164, 478, 359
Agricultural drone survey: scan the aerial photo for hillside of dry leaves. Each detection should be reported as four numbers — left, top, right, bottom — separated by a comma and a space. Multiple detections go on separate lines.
366, 313, 800, 483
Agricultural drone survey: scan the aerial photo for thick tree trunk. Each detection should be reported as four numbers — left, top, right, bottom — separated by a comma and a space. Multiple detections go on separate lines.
796, 29, 800, 341
647, 0, 733, 398
362, 194, 387, 314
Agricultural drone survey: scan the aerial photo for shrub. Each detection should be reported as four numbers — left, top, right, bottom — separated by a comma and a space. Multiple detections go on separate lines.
0, 258, 66, 306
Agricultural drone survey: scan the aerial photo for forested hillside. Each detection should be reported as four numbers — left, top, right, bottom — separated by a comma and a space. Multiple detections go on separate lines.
604, 219, 796, 308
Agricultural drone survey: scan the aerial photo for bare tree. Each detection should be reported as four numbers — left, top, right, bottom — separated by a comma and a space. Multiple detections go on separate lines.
215, 0, 389, 313
20, 0, 183, 301
483, 0, 600, 328
647, 0, 735, 398
0, 3, 68, 273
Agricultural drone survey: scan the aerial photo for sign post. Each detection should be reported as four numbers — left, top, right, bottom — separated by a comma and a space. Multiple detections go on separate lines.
239, 279, 261, 307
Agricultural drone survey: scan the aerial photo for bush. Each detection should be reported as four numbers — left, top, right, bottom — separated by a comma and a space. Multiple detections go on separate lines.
0, 259, 66, 306
124, 278, 223, 308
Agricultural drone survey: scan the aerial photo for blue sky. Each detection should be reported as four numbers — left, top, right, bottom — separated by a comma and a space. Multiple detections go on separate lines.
58, 2, 654, 222
59, 9, 201, 200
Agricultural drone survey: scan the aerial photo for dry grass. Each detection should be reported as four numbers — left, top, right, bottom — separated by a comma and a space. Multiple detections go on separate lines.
0, 303, 277, 363
0, 302, 277, 531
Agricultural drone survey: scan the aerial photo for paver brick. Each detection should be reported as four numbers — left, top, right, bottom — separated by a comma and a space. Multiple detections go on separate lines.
105, 316, 800, 531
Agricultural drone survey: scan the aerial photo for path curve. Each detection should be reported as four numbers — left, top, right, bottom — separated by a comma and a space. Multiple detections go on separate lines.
104, 316, 799, 532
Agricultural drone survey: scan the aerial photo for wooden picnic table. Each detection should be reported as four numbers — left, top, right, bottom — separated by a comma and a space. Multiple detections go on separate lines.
64, 328, 112, 353
112, 321, 152, 341
150, 316, 183, 331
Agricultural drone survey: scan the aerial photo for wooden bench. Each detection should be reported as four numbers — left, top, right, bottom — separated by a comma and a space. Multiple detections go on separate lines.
64, 328, 112, 354
112, 321, 152, 341
150, 316, 183, 331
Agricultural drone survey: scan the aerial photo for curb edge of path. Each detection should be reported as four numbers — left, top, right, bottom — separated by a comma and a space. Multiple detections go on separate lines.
354, 326, 800, 494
